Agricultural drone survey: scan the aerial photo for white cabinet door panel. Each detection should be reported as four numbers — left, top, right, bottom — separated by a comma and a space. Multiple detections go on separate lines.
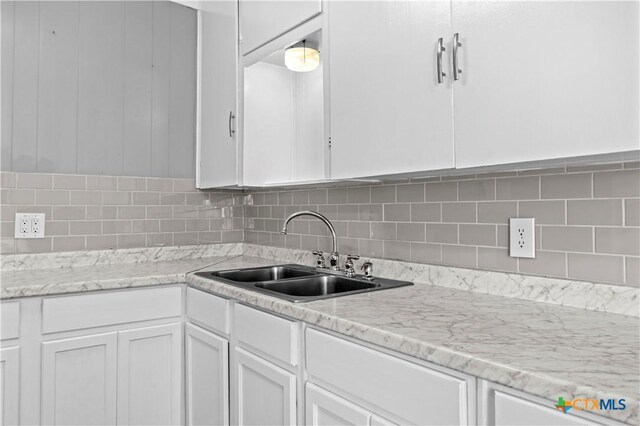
240, 0, 321, 54
235, 347, 296, 426
186, 324, 229, 426
0, 302, 20, 340
494, 391, 595, 426
42, 333, 118, 425
452, 1, 639, 168
305, 383, 369, 426
329, 0, 454, 179
0, 346, 19, 426
117, 323, 182, 426
198, 2, 239, 188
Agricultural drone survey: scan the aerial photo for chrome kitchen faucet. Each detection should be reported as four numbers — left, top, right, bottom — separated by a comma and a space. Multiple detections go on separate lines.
281, 210, 340, 271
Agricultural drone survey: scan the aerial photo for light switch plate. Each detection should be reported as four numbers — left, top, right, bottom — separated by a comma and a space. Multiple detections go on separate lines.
15, 213, 45, 239
509, 218, 535, 258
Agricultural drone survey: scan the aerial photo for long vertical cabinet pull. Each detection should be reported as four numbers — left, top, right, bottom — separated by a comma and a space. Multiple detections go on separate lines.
437, 37, 447, 83
228, 111, 235, 138
453, 33, 462, 80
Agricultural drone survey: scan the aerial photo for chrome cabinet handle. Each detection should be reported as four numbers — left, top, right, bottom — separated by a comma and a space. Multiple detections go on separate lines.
228, 111, 235, 138
453, 33, 462, 81
437, 37, 446, 84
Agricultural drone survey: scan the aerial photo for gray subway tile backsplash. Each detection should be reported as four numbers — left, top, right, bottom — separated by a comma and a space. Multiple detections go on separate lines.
626, 199, 640, 226
567, 199, 623, 226
1, 162, 638, 287
242, 161, 637, 287
1, 172, 243, 254
593, 169, 640, 198
497, 176, 540, 200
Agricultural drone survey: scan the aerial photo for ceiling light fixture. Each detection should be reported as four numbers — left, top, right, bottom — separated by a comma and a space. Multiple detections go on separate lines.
284, 40, 320, 72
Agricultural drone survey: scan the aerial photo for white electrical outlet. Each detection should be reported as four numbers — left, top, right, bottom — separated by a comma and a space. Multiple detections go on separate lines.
509, 218, 535, 258
15, 213, 45, 239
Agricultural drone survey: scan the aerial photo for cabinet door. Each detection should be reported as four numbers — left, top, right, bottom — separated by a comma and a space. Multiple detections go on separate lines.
452, 1, 639, 168
197, 1, 239, 188
0, 346, 19, 426
117, 323, 182, 426
42, 333, 118, 425
494, 391, 595, 426
186, 324, 229, 426
234, 347, 296, 426
329, 0, 454, 179
305, 383, 369, 426
240, 0, 321, 54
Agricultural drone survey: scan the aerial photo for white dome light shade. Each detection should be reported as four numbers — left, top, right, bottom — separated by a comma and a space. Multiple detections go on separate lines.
285, 40, 320, 72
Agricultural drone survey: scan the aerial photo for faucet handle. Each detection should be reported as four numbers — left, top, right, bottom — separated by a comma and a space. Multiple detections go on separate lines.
344, 254, 360, 277
312, 250, 326, 269
361, 261, 374, 280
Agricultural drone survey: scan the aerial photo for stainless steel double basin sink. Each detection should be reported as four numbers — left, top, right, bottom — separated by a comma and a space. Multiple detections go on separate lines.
194, 265, 413, 303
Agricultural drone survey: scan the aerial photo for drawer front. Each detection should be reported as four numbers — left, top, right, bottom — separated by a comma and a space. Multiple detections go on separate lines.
234, 304, 298, 366
1, 302, 20, 340
186, 287, 229, 335
42, 286, 182, 334
306, 328, 468, 425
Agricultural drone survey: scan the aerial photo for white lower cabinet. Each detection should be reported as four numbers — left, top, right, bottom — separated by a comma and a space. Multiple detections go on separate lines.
305, 383, 397, 426
0, 346, 20, 426
185, 323, 229, 426
117, 323, 183, 426
234, 347, 296, 426
478, 380, 623, 426
38, 287, 184, 426
306, 328, 473, 425
41, 333, 118, 425
3, 287, 628, 426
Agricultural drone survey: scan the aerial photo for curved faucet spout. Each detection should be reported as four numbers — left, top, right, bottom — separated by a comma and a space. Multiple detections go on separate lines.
281, 210, 337, 254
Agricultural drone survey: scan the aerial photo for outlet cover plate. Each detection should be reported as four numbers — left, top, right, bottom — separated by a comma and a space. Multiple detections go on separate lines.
509, 217, 535, 258
15, 213, 45, 239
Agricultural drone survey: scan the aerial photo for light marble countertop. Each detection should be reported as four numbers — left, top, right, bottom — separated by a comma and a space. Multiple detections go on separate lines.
1, 254, 638, 424
0, 255, 237, 298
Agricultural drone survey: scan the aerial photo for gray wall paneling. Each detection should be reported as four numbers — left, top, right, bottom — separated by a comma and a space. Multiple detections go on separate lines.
1, 1, 15, 171
151, 1, 171, 178
123, 1, 153, 177
1, 1, 197, 178
169, 4, 197, 179
77, 1, 125, 175
11, 1, 39, 172
37, 1, 79, 173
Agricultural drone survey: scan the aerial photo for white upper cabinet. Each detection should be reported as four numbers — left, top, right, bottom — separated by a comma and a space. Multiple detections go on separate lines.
328, 0, 455, 180
240, 0, 321, 55
197, 1, 240, 188
452, 0, 639, 169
